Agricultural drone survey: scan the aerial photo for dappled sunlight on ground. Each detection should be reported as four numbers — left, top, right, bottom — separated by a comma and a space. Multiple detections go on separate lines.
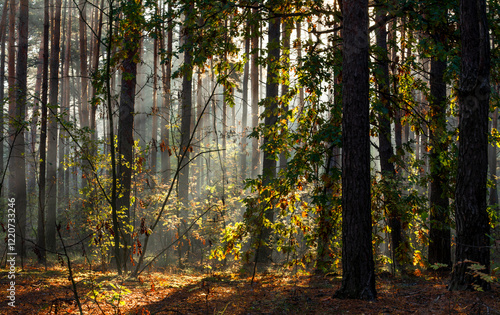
0, 265, 499, 314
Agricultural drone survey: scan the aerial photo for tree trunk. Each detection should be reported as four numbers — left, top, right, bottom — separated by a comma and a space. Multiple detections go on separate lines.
428, 57, 451, 268
196, 69, 203, 196
11, 0, 28, 259
37, 0, 50, 264
335, 0, 376, 300
279, 19, 291, 172
90, 0, 104, 144
240, 24, 250, 183
60, 3, 71, 204
296, 21, 304, 108
450, 0, 491, 291
0, 0, 9, 196
117, 1, 141, 272
57, 0, 71, 215
6, 0, 15, 196
46, 0, 62, 252
79, 0, 88, 129
151, 26, 158, 175
489, 108, 498, 209
375, 8, 401, 273
160, 5, 172, 184
177, 7, 194, 266
179, 10, 193, 204
251, 9, 260, 179
256, 12, 280, 266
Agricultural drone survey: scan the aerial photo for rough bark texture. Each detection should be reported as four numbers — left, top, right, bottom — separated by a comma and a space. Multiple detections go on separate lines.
256, 13, 280, 266
335, 0, 376, 300
117, 2, 141, 271
450, 0, 491, 292
177, 8, 194, 267
178, 11, 193, 206
428, 57, 451, 267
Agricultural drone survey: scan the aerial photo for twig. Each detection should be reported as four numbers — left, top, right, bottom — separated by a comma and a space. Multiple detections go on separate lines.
57, 223, 84, 315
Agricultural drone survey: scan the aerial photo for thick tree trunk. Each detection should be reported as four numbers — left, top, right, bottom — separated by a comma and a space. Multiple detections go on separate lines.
12, 0, 28, 259
450, 0, 491, 291
428, 57, 451, 268
256, 13, 280, 266
335, 0, 376, 300
117, 3, 141, 272
46, 0, 62, 252
179, 11, 193, 205
177, 8, 194, 266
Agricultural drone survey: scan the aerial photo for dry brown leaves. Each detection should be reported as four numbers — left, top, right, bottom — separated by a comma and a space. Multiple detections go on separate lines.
0, 266, 499, 314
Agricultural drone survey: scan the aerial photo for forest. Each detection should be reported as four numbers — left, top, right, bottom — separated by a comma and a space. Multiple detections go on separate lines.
0, 0, 500, 313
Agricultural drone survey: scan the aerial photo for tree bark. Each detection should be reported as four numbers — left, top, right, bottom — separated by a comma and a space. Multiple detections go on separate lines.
46, 0, 62, 252
251, 8, 260, 179
256, 11, 280, 266
178, 9, 193, 206
79, 0, 88, 129
177, 7, 194, 266
0, 0, 9, 196
12, 0, 28, 259
240, 24, 250, 183
335, 0, 376, 300
117, 1, 141, 272
428, 57, 451, 268
37, 0, 50, 264
450, 0, 491, 291
6, 0, 15, 195
489, 108, 498, 209
160, 5, 172, 184
151, 24, 159, 175
279, 19, 291, 172
375, 7, 401, 273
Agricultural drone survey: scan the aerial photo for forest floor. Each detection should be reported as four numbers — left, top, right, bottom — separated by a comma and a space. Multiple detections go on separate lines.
1, 264, 500, 314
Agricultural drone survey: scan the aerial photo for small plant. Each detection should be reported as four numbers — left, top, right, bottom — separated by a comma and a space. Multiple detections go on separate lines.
429, 262, 449, 270
467, 262, 494, 292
